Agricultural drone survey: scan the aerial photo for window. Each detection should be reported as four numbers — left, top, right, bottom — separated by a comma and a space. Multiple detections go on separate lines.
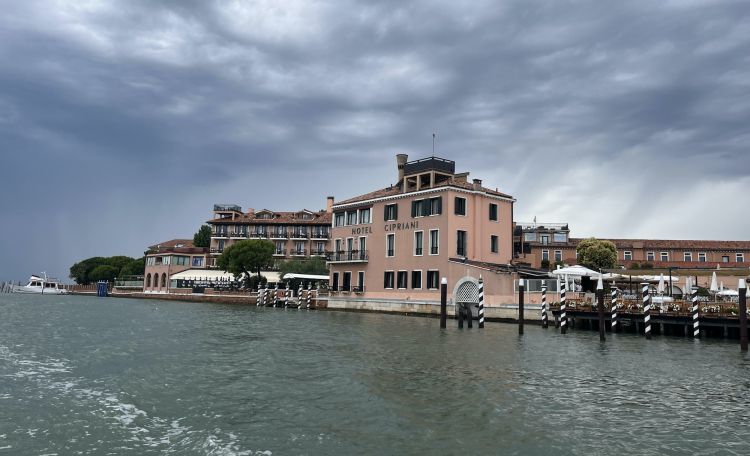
342, 272, 351, 291
414, 231, 424, 256
357, 271, 365, 292
412, 270, 422, 289
698, 252, 706, 262
722, 255, 729, 263
384, 204, 398, 221
397, 271, 408, 289
192, 257, 203, 267
147, 257, 156, 266
647, 252, 655, 261
295, 241, 305, 254
429, 229, 439, 255
386, 234, 395, 257
554, 250, 562, 262
334, 212, 345, 227
737, 253, 745, 263
491, 235, 499, 253
660, 252, 669, 262
332, 272, 339, 291
384, 271, 395, 289
411, 197, 443, 217
542, 250, 549, 261
455, 197, 466, 215
489, 203, 498, 221
275, 241, 285, 254
346, 211, 357, 226
334, 238, 342, 253
162, 256, 171, 265
359, 208, 371, 224
524, 232, 536, 242
624, 251, 632, 261
457, 230, 467, 256
427, 271, 439, 289
684, 252, 692, 262
174, 256, 189, 266
540, 235, 549, 245
358, 237, 366, 256
553, 232, 567, 243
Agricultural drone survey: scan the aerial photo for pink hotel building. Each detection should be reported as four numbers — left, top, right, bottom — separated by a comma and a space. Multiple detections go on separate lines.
327, 155, 522, 313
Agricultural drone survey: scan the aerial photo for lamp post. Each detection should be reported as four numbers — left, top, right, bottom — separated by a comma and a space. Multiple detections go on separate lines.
739, 279, 747, 352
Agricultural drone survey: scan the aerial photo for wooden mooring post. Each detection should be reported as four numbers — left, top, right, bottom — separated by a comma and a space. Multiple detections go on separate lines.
440, 277, 447, 329
518, 278, 525, 335
597, 276, 605, 342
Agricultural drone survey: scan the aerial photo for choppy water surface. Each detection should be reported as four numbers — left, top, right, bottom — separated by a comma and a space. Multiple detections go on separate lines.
1, 294, 749, 455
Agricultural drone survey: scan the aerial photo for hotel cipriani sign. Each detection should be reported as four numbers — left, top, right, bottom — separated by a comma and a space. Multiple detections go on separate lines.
349, 221, 420, 236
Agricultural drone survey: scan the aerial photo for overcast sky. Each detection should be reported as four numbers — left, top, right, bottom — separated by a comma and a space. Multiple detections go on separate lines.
1, 0, 749, 282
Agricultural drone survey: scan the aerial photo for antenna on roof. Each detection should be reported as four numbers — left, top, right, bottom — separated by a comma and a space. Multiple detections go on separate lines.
432, 133, 436, 158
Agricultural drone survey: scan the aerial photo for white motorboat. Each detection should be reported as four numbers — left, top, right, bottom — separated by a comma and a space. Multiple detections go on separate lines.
13, 273, 69, 295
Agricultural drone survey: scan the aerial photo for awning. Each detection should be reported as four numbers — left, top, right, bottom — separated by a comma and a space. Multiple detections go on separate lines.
281, 273, 329, 280
551, 265, 601, 278
169, 269, 281, 283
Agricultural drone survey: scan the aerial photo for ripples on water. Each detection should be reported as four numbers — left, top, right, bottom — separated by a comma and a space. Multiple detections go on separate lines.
1, 294, 749, 455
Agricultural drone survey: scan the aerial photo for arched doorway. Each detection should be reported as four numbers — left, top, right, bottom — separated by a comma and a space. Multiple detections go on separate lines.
161, 273, 167, 289
146, 273, 151, 289
453, 276, 480, 318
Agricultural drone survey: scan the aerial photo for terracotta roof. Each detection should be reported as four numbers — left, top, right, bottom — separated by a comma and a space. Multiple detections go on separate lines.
208, 210, 332, 225
148, 239, 194, 250
335, 181, 513, 206
569, 238, 750, 251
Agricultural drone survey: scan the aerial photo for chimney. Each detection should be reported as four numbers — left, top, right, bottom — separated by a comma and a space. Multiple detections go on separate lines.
326, 196, 334, 214
472, 178, 482, 191
247, 207, 255, 218
396, 154, 408, 182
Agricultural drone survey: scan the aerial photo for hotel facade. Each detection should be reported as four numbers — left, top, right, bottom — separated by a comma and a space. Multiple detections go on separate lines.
207, 200, 333, 268
327, 154, 523, 313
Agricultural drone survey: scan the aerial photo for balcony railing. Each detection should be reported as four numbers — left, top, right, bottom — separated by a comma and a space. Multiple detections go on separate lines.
210, 248, 224, 254
212, 231, 229, 237
273, 249, 287, 256
291, 231, 309, 239
311, 250, 326, 256
327, 250, 369, 262
269, 231, 289, 239
230, 231, 249, 238
311, 231, 331, 239
249, 232, 268, 239
291, 249, 307, 256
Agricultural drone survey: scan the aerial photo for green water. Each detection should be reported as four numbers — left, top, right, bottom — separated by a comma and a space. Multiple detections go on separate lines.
1, 294, 749, 455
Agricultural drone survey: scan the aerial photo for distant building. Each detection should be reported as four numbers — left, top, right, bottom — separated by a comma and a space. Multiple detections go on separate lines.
514, 222, 750, 270
327, 154, 523, 311
143, 239, 208, 292
206, 199, 333, 267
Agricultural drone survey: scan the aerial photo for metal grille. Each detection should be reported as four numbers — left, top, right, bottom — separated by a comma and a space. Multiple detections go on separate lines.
456, 281, 479, 303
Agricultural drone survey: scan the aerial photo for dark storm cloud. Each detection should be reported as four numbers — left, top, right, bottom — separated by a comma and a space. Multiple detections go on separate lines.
1, 0, 749, 281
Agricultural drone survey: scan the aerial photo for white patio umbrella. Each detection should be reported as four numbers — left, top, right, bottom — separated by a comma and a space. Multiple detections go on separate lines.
710, 272, 719, 293
717, 289, 738, 297
684, 276, 691, 296
720, 281, 725, 292
552, 265, 601, 278
657, 273, 665, 294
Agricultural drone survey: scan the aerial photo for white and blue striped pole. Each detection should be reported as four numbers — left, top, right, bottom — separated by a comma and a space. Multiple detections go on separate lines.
541, 281, 548, 329
642, 282, 651, 339
560, 276, 567, 334
478, 275, 485, 329
307, 282, 312, 309
285, 282, 290, 308
257, 284, 262, 306
274, 283, 279, 307
692, 286, 700, 338
611, 285, 618, 331
297, 283, 303, 309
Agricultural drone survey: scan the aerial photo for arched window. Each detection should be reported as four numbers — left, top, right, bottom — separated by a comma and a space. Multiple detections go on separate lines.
161, 273, 167, 288
146, 274, 151, 288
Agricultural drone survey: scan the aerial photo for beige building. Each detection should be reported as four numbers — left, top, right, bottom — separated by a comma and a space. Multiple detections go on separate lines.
143, 239, 208, 292
327, 154, 524, 313
207, 201, 333, 267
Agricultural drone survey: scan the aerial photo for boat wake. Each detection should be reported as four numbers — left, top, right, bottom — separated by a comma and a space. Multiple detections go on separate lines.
0, 345, 271, 455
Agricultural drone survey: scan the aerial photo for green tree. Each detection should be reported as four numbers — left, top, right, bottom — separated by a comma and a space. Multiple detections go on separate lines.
119, 257, 146, 277
576, 238, 617, 271
216, 240, 275, 287
70, 257, 107, 284
193, 225, 212, 248
106, 256, 134, 272
88, 265, 118, 282
540, 259, 550, 271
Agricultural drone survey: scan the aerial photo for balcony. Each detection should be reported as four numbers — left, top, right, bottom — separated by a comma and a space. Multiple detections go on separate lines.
230, 231, 249, 238
327, 250, 369, 263
212, 231, 229, 238
213, 204, 242, 212
249, 232, 268, 239
291, 231, 309, 239
311, 250, 326, 257
210, 248, 224, 254
403, 157, 455, 176
311, 231, 331, 239
269, 231, 289, 239
273, 249, 287, 257
291, 249, 307, 256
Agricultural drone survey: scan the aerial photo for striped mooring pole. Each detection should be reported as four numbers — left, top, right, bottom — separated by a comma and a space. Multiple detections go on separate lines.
560, 278, 567, 334
642, 282, 651, 339
274, 283, 279, 307
611, 286, 618, 331
518, 278, 525, 335
692, 286, 700, 338
596, 276, 605, 342
257, 284, 261, 306
306, 283, 312, 309
541, 282, 548, 329
478, 276, 485, 329
297, 283, 303, 309
285, 283, 290, 307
